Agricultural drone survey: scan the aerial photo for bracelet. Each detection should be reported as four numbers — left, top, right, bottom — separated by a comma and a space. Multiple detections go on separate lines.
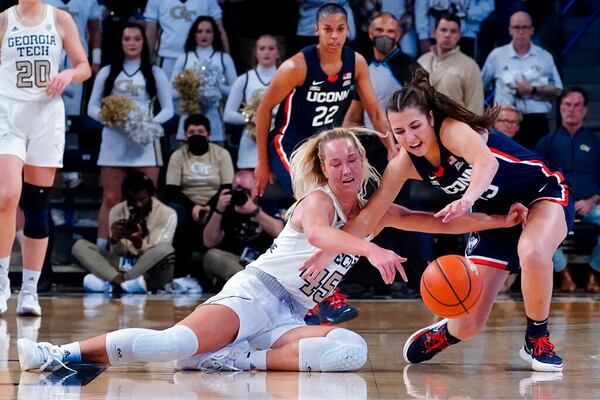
250, 206, 261, 217
214, 208, 225, 215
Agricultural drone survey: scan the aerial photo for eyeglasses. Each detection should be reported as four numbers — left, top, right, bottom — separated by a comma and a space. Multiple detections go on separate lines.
497, 118, 520, 125
510, 25, 532, 31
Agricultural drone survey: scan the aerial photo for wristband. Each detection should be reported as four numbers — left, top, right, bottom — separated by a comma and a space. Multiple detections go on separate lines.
214, 208, 224, 215
250, 206, 261, 217
92, 48, 102, 64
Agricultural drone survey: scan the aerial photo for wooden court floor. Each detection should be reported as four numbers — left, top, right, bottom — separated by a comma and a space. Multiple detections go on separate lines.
0, 294, 599, 399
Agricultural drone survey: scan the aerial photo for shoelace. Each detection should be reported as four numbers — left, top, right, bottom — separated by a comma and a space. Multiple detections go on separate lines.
327, 289, 349, 310
423, 328, 450, 354
529, 336, 556, 357
201, 349, 244, 372
38, 344, 76, 373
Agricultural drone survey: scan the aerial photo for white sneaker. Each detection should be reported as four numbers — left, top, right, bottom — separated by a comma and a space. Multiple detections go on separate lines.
0, 275, 10, 315
17, 289, 41, 316
173, 275, 203, 294
174, 342, 251, 371
17, 338, 72, 371
120, 276, 147, 294
83, 274, 112, 293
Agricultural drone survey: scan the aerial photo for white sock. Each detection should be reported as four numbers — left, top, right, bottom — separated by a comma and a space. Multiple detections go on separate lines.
96, 238, 108, 251
0, 257, 9, 277
235, 350, 268, 370
15, 231, 24, 246
21, 269, 41, 292
61, 342, 82, 363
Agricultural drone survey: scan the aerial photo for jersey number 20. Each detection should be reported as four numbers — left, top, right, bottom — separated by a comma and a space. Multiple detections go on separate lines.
312, 105, 339, 127
16, 60, 51, 88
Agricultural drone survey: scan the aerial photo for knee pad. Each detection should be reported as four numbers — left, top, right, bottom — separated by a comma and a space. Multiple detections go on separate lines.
298, 328, 368, 372
19, 183, 51, 239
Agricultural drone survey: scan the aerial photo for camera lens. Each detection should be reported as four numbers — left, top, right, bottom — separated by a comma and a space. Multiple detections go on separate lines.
232, 187, 248, 206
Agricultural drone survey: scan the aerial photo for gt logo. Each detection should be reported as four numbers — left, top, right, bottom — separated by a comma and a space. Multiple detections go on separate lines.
169, 6, 196, 22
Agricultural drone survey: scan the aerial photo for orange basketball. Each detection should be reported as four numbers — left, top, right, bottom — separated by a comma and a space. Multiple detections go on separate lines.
420, 255, 483, 318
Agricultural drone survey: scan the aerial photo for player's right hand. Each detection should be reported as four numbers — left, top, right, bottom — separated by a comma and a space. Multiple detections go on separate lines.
365, 243, 407, 285
254, 161, 275, 197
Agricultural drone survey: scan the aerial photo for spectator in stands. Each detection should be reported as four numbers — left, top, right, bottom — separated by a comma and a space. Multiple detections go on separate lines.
88, 22, 173, 252
482, 11, 562, 150
535, 87, 600, 293
415, 0, 494, 58
98, 0, 147, 65
144, 0, 229, 79
172, 16, 237, 145
202, 170, 286, 287
494, 105, 522, 138
46, 0, 102, 116
224, 35, 280, 170
72, 172, 177, 294
381, 0, 418, 57
418, 12, 484, 115
165, 114, 234, 278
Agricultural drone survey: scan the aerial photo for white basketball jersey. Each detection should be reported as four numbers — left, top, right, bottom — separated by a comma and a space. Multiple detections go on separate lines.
0, 5, 62, 101
251, 185, 368, 310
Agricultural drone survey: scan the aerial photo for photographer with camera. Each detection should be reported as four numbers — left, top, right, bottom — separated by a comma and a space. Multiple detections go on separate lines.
72, 172, 178, 293
202, 170, 287, 287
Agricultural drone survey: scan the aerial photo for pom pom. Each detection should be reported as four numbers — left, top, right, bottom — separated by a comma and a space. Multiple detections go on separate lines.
173, 63, 225, 115
99, 95, 135, 128
123, 107, 164, 146
241, 89, 264, 141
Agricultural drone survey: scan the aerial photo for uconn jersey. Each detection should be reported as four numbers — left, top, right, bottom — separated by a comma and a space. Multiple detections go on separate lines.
409, 125, 570, 215
270, 45, 355, 169
249, 185, 366, 310
0, 5, 62, 101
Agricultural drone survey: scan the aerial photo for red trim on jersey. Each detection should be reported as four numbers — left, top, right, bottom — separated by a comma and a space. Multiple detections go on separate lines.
327, 74, 338, 82
274, 133, 291, 172
489, 147, 569, 206
278, 90, 295, 135
433, 165, 445, 177
467, 257, 508, 270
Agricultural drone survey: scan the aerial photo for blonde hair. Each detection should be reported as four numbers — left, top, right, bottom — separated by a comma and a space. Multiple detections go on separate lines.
290, 127, 381, 200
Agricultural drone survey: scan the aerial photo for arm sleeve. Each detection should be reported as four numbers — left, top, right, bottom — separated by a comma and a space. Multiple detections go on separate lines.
207, 0, 223, 20
143, 0, 159, 21
223, 73, 246, 125
220, 53, 238, 96
534, 136, 549, 163
87, 65, 110, 122
547, 55, 563, 90
152, 66, 174, 124
89, 1, 101, 20
147, 206, 178, 246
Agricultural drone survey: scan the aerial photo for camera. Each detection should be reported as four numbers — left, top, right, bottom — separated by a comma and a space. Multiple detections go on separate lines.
124, 208, 143, 233
232, 186, 249, 207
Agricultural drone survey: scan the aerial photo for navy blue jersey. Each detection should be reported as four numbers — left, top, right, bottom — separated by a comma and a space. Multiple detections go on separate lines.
270, 45, 356, 171
408, 124, 569, 215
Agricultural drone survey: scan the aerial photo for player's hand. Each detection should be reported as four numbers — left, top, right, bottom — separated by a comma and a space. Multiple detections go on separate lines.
254, 161, 275, 197
365, 243, 407, 285
435, 197, 475, 223
299, 249, 337, 282
46, 69, 75, 97
505, 202, 529, 227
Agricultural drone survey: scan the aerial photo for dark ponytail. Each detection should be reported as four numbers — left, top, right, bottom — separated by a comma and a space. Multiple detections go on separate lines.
387, 69, 499, 134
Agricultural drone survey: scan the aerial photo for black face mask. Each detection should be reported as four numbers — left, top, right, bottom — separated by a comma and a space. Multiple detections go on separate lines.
372, 35, 397, 56
187, 135, 209, 156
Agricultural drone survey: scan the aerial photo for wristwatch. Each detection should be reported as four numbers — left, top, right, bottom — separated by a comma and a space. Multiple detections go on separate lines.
250, 206, 261, 217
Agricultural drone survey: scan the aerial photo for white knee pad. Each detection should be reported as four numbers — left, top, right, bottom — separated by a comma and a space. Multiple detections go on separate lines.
106, 325, 198, 364
298, 328, 368, 372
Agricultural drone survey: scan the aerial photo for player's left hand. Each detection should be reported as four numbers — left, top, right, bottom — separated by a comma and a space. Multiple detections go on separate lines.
435, 197, 475, 223
46, 70, 75, 97
299, 249, 337, 282
506, 202, 529, 226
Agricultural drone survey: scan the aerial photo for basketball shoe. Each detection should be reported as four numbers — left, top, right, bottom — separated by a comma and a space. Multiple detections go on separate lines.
519, 371, 563, 398
174, 341, 251, 371
519, 334, 563, 372
403, 318, 458, 364
17, 289, 41, 316
304, 306, 321, 325
319, 289, 359, 324
0, 275, 10, 314
17, 338, 73, 372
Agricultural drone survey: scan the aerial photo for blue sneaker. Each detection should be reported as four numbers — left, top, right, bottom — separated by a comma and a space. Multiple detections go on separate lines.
319, 289, 359, 324
519, 334, 563, 372
304, 306, 321, 325
403, 319, 454, 364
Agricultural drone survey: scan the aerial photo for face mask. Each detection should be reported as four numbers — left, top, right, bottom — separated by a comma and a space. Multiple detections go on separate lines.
372, 35, 397, 55
187, 135, 209, 156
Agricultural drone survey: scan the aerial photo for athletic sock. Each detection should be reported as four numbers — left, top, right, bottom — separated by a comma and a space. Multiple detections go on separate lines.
61, 342, 82, 363
0, 257, 9, 278
526, 317, 549, 338
444, 323, 461, 344
21, 268, 41, 292
96, 238, 108, 251
235, 350, 267, 370
15, 231, 24, 247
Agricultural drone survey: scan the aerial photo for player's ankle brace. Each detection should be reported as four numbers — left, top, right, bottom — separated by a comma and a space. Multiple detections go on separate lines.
298, 328, 367, 372
105, 325, 198, 364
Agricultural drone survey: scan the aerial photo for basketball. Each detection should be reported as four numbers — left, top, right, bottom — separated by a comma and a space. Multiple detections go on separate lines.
420, 255, 483, 318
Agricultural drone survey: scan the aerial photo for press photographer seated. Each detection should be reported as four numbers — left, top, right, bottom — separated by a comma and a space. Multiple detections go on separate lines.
72, 172, 177, 293
202, 170, 288, 288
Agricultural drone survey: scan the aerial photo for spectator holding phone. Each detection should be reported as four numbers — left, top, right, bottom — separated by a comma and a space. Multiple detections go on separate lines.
72, 172, 177, 293
202, 169, 290, 288
165, 114, 234, 277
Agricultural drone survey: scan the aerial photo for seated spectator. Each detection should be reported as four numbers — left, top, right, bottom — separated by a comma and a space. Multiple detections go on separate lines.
224, 35, 281, 170
165, 114, 234, 277
494, 105, 522, 138
535, 87, 600, 293
202, 170, 286, 287
72, 172, 177, 294
172, 16, 238, 145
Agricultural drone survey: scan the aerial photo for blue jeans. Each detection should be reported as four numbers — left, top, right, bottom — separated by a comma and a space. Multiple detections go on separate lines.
553, 204, 600, 272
